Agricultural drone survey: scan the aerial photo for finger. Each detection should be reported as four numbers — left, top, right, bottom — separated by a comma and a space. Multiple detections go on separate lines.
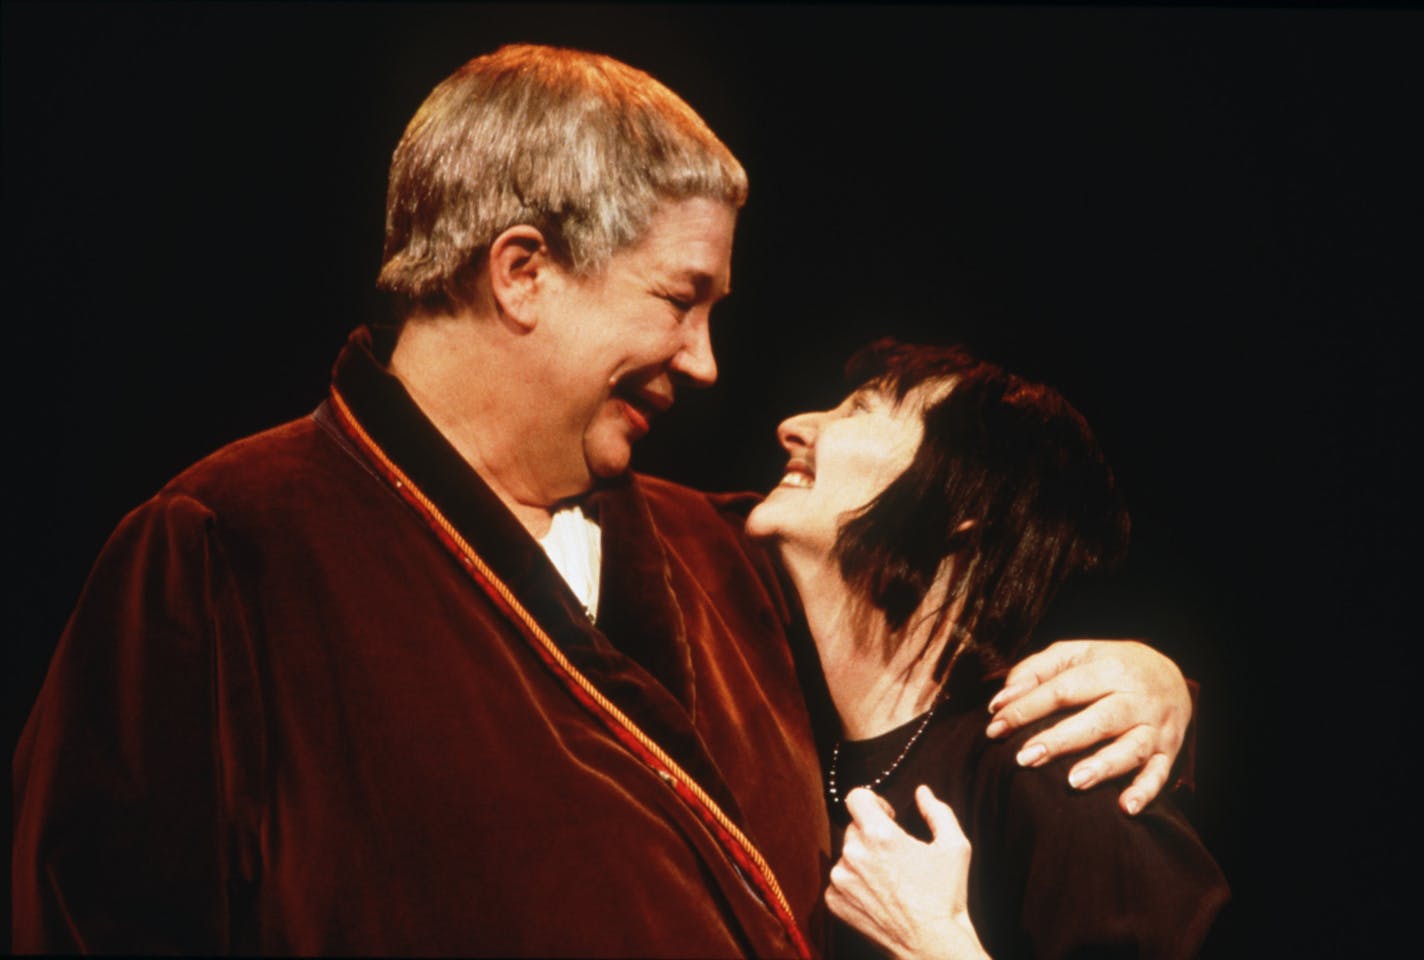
851, 789, 896, 820
844, 787, 899, 835
1066, 724, 1157, 790
1008, 695, 1137, 767
826, 860, 880, 929
824, 871, 858, 920
988, 665, 1123, 741
824, 879, 875, 930
873, 791, 897, 820
1118, 752, 1174, 816
988, 640, 1093, 713
840, 825, 865, 862
914, 785, 966, 846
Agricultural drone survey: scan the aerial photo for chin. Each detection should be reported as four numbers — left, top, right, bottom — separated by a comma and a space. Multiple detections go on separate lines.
744, 502, 780, 540
585, 405, 650, 480
584, 442, 634, 481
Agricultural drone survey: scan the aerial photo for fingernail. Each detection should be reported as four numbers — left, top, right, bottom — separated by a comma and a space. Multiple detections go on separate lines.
1069, 763, 1099, 789
987, 683, 1027, 713
1123, 795, 1142, 816
1016, 743, 1047, 767
986, 719, 1007, 738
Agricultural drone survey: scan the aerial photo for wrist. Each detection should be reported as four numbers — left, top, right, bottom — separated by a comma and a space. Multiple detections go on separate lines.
952, 913, 992, 960
898, 914, 991, 960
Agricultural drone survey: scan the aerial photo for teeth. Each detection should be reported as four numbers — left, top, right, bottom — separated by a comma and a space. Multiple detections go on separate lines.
779, 471, 814, 489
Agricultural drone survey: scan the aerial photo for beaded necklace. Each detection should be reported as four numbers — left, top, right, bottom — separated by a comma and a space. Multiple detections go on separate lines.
825, 697, 944, 805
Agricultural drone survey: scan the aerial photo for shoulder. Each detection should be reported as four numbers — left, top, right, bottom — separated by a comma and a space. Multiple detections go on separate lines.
631, 474, 770, 555
974, 718, 1097, 813
961, 718, 1229, 959
89, 416, 331, 562
632, 474, 764, 528
948, 711, 1217, 897
97, 412, 383, 560
966, 717, 1163, 841
161, 415, 334, 504
150, 412, 389, 528
631, 474, 790, 610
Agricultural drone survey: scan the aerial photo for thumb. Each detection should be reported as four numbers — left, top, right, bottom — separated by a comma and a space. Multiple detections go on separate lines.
1000, 639, 1088, 689
915, 784, 964, 844
845, 787, 898, 832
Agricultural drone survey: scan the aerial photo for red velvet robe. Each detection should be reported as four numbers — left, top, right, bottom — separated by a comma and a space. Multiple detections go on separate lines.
13, 327, 830, 957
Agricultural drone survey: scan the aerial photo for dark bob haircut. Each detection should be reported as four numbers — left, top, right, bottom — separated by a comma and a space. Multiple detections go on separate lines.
834, 339, 1130, 679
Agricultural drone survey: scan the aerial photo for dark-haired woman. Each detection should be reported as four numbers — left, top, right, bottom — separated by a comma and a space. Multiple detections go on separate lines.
746, 342, 1228, 960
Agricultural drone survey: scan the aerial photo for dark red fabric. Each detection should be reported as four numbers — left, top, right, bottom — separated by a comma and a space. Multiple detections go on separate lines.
13, 328, 830, 956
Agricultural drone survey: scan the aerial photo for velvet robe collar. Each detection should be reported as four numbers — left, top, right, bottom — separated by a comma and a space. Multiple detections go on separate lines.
320, 324, 749, 826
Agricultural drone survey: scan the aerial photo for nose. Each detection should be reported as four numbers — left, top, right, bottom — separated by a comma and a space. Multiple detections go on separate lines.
776, 410, 821, 453
669, 312, 718, 387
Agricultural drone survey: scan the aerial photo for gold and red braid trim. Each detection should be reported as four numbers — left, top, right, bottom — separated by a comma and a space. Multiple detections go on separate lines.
329, 387, 812, 960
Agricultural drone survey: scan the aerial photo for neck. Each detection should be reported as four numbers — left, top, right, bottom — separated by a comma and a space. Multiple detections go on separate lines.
779, 543, 954, 741
389, 312, 558, 538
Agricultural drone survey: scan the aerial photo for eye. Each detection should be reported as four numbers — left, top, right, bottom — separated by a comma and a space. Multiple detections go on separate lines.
849, 394, 873, 413
659, 292, 694, 313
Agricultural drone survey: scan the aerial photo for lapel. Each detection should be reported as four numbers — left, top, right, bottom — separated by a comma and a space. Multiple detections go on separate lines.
327, 325, 742, 821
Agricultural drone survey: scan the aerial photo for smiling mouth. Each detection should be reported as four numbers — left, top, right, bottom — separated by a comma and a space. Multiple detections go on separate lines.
613, 385, 672, 438
617, 398, 651, 436
778, 461, 815, 489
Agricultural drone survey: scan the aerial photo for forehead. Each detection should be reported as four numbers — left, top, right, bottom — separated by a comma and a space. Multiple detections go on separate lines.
618, 197, 736, 292
859, 374, 957, 409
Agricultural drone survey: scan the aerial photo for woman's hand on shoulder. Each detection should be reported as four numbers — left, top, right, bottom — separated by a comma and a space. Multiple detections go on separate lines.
826, 786, 992, 960
984, 639, 1191, 815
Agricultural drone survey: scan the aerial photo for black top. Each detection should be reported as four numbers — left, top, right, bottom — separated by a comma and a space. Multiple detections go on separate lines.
828, 670, 1228, 960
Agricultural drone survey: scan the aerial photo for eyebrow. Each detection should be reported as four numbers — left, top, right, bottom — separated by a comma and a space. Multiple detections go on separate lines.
664, 269, 732, 301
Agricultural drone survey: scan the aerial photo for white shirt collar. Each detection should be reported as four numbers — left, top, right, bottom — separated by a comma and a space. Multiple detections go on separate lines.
537, 503, 602, 621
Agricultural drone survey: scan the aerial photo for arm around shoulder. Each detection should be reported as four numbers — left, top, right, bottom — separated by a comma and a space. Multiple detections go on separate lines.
986, 638, 1195, 813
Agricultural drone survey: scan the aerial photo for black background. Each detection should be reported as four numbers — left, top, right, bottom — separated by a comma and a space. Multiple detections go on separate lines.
5, 3, 1416, 954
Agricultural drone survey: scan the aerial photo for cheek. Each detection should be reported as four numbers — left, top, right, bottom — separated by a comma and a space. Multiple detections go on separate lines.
872, 431, 922, 490
874, 455, 915, 495
582, 400, 626, 438
635, 334, 683, 369
620, 307, 685, 359
833, 450, 916, 518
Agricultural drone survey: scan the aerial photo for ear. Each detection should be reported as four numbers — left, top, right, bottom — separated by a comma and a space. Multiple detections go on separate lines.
946, 518, 978, 550
487, 224, 556, 332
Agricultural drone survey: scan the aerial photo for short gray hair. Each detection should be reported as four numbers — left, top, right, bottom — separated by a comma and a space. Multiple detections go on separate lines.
377, 44, 748, 313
